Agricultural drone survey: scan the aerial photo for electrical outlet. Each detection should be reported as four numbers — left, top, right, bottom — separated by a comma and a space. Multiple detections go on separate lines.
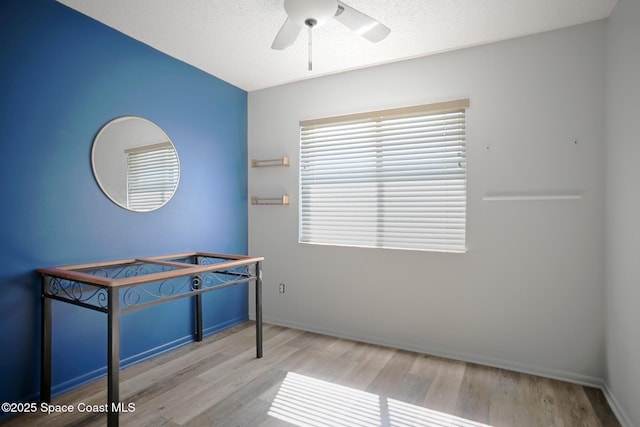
279, 283, 285, 294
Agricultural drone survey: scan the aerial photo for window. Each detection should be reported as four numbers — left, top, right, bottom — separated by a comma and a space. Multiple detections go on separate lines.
299, 99, 468, 252
126, 142, 180, 211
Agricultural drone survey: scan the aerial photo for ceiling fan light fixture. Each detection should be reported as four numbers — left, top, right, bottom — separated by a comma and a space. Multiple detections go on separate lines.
272, 0, 390, 64
284, 0, 338, 27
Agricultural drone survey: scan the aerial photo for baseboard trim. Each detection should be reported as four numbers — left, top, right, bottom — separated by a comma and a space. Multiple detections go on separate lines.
252, 314, 603, 388
602, 384, 634, 427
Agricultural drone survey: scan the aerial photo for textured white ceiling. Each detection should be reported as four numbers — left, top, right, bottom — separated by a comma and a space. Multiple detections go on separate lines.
57, 0, 617, 92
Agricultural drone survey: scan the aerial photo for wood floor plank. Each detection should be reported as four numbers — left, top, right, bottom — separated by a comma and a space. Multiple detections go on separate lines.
340, 343, 396, 390
0, 321, 621, 427
395, 353, 452, 408
367, 349, 418, 397
392, 372, 431, 407
212, 397, 274, 427
119, 378, 214, 426
183, 356, 296, 424
118, 323, 260, 398
487, 368, 526, 426
553, 381, 603, 427
120, 321, 258, 381
258, 415, 296, 427
519, 373, 566, 427
197, 325, 303, 384
183, 368, 288, 426
454, 363, 494, 425
421, 356, 467, 415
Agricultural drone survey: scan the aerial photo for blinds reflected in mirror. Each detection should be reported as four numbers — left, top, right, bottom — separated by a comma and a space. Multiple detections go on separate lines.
126, 142, 180, 211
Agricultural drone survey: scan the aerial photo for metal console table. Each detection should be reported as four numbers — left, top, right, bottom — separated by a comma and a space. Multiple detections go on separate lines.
38, 252, 264, 427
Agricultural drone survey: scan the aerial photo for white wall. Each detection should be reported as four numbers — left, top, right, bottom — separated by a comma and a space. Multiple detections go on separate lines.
248, 21, 606, 384
605, 0, 640, 425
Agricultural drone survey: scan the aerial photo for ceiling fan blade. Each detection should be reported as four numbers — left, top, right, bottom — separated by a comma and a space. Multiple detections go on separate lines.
271, 17, 301, 50
335, 1, 390, 43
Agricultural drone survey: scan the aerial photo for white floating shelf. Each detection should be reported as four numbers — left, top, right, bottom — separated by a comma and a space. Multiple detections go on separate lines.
251, 156, 289, 168
251, 195, 290, 205
483, 191, 583, 201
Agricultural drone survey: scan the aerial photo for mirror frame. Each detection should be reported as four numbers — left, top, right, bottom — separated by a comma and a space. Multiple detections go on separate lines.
91, 116, 180, 212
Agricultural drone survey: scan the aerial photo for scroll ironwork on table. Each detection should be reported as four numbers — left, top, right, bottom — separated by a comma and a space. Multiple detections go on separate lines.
41, 255, 259, 312
48, 278, 109, 309
120, 264, 257, 310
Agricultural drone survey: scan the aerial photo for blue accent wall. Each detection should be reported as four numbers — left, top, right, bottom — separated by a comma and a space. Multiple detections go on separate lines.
0, 0, 248, 408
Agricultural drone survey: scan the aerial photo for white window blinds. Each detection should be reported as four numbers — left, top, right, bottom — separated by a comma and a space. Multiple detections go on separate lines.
299, 99, 468, 252
126, 142, 179, 211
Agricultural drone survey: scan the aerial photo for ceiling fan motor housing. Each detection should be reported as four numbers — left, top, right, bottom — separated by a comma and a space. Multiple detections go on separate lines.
284, 0, 338, 27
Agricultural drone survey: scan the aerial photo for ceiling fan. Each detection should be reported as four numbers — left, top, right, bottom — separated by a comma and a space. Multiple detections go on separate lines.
271, 0, 390, 70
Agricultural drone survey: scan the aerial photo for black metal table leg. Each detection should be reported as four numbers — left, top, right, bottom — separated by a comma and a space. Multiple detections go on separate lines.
195, 276, 203, 341
107, 287, 120, 427
40, 276, 52, 403
255, 261, 263, 358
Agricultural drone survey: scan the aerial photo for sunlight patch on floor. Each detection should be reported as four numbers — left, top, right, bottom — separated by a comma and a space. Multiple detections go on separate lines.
268, 372, 381, 426
268, 371, 492, 427
387, 397, 491, 427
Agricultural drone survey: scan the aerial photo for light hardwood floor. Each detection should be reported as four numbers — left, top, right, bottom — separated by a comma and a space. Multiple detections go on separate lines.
1, 322, 620, 426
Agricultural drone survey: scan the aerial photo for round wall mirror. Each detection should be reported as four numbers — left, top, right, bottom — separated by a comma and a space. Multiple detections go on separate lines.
91, 116, 180, 212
